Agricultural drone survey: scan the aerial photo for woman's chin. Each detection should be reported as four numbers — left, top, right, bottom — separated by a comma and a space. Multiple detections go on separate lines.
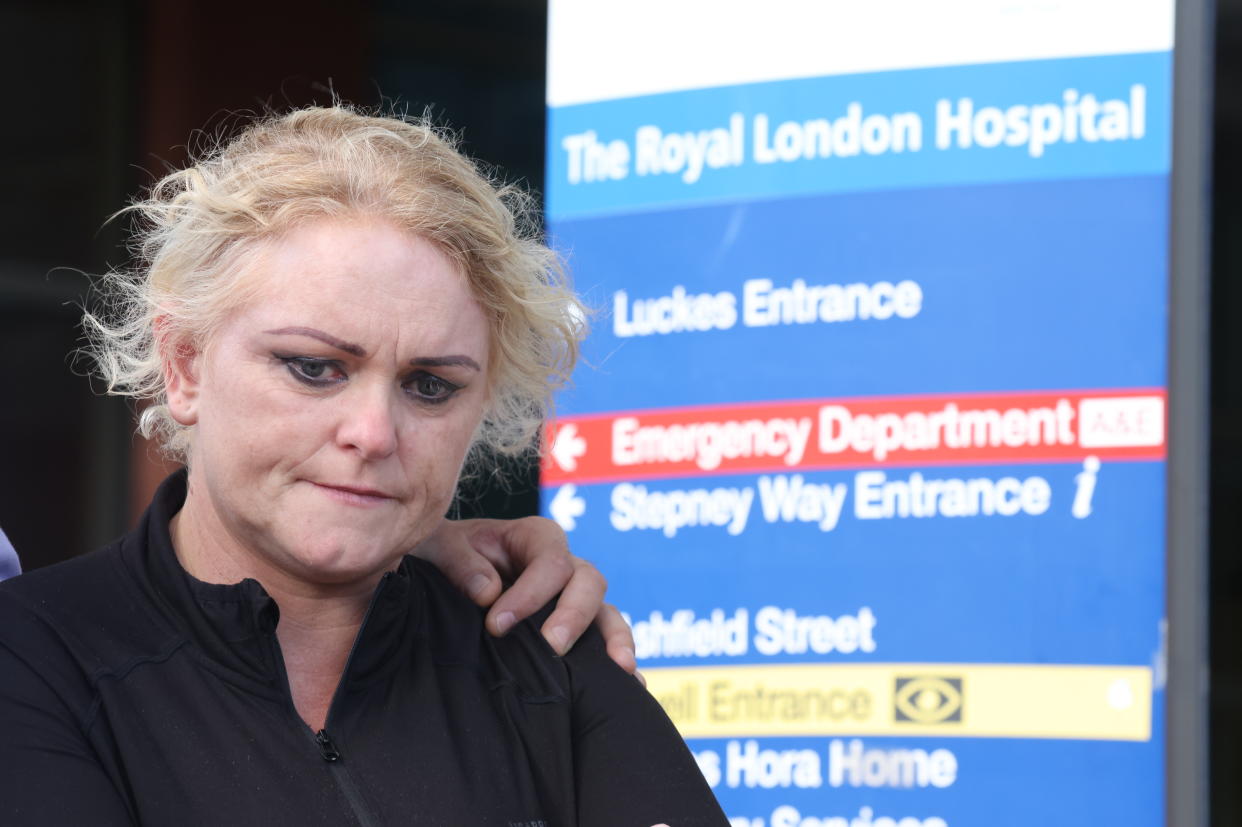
279, 536, 403, 586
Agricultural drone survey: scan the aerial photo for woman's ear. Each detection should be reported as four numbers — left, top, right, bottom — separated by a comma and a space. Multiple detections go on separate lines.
157, 317, 202, 426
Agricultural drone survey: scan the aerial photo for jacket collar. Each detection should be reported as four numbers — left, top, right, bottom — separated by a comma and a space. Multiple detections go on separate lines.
124, 469, 419, 696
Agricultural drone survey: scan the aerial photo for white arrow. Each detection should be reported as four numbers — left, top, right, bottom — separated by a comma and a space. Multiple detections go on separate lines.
549, 484, 586, 532
551, 423, 587, 471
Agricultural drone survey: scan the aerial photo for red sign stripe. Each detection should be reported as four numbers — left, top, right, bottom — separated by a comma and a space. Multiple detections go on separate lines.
543, 388, 1166, 485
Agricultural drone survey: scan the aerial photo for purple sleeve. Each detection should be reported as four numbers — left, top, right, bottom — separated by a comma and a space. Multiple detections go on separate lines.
0, 528, 19, 581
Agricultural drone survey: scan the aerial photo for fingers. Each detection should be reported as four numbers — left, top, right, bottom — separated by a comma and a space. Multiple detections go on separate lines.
420, 516, 624, 667
411, 518, 504, 608
444, 518, 521, 581
482, 517, 579, 638
469, 515, 568, 582
594, 603, 638, 676
470, 515, 578, 638
531, 555, 608, 655
487, 548, 588, 644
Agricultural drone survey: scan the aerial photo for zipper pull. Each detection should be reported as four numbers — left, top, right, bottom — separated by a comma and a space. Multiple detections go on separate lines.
315, 729, 341, 762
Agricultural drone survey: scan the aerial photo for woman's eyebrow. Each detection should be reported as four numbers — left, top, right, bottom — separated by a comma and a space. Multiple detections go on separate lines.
263, 327, 367, 357
411, 356, 481, 371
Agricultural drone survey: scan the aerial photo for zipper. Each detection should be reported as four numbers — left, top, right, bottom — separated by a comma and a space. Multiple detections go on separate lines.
268, 572, 393, 827
312, 728, 376, 827
314, 729, 341, 761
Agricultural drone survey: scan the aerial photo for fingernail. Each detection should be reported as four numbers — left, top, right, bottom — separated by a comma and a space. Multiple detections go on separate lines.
548, 626, 570, 654
466, 574, 490, 600
495, 611, 516, 635
635, 669, 647, 689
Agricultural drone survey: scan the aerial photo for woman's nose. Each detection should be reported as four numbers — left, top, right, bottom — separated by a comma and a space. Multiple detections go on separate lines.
335, 382, 399, 460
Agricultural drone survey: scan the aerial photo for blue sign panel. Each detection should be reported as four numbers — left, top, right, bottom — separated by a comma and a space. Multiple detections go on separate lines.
545, 8, 1171, 824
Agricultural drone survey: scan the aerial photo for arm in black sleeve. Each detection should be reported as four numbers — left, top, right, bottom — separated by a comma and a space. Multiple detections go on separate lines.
0, 595, 136, 826
565, 624, 729, 827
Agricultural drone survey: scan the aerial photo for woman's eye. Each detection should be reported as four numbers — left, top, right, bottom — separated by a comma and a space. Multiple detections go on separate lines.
281, 357, 345, 386
407, 372, 460, 403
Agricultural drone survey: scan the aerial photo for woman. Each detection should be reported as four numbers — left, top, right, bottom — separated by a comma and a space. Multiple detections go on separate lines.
0, 107, 726, 825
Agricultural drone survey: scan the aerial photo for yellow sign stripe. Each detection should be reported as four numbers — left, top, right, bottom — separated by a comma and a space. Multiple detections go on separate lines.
643, 662, 1152, 741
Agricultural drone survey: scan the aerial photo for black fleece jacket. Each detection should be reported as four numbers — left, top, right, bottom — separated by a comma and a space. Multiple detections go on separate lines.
0, 472, 726, 826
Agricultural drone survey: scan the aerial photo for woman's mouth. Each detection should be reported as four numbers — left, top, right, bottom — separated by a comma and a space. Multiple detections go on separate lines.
310, 481, 396, 507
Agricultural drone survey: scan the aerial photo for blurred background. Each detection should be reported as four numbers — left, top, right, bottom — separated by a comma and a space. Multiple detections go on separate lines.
0, 0, 1237, 821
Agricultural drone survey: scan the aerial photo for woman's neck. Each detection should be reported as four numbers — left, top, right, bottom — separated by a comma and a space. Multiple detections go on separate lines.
170, 473, 379, 732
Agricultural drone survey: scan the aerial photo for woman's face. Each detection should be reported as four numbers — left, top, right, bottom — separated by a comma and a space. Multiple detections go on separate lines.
171, 217, 490, 585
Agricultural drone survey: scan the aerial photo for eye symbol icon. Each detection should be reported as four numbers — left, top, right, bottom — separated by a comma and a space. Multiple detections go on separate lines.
894, 676, 963, 724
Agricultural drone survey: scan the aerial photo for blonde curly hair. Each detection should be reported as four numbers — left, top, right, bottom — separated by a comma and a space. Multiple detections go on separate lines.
83, 105, 585, 463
